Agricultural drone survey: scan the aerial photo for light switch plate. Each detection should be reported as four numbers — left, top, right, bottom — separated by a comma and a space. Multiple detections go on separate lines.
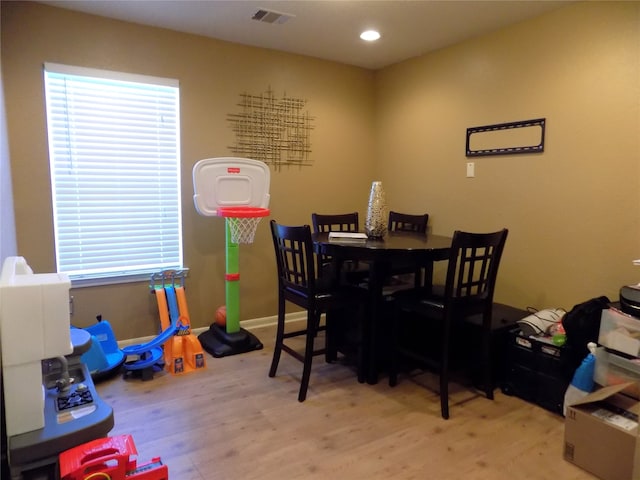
466, 162, 475, 178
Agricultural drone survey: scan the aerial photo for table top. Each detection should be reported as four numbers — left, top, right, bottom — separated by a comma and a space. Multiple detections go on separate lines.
312, 231, 452, 262
313, 231, 452, 251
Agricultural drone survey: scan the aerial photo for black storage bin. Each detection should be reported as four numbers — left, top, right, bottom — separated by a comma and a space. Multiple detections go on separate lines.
502, 328, 575, 415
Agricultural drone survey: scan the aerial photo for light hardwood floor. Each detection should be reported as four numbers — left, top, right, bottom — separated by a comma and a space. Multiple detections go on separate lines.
96, 323, 596, 480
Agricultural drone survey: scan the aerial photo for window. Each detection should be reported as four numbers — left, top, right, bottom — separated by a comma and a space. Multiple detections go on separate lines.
44, 63, 182, 285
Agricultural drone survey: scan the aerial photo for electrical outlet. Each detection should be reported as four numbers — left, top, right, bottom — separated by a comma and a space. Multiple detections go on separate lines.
466, 162, 475, 178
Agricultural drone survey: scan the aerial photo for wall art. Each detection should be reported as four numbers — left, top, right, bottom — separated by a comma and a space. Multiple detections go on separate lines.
228, 88, 314, 170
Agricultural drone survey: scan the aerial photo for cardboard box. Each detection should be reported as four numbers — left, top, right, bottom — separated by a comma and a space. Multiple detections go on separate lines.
564, 383, 640, 480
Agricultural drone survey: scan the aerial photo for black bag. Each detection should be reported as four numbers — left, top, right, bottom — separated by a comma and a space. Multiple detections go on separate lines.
563, 295, 610, 368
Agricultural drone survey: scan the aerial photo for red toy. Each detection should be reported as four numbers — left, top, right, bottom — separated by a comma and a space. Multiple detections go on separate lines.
59, 435, 168, 480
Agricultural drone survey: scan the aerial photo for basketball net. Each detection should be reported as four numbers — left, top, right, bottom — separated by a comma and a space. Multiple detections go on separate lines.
227, 217, 263, 244
218, 207, 270, 244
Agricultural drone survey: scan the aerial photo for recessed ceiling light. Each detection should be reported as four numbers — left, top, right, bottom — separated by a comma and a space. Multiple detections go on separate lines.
360, 30, 381, 42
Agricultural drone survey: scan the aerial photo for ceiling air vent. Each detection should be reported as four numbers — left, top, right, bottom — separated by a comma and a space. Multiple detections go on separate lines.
252, 9, 294, 24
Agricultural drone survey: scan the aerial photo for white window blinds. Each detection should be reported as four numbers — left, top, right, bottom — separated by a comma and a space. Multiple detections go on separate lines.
44, 63, 183, 284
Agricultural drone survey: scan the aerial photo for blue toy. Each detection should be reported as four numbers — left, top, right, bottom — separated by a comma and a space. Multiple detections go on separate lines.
79, 315, 126, 382
120, 314, 176, 380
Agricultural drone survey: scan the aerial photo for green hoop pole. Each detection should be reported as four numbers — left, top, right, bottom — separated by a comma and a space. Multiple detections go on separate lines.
219, 207, 269, 336
225, 219, 241, 334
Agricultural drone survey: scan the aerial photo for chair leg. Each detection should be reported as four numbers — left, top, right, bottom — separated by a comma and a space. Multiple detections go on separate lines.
325, 310, 338, 364
269, 296, 286, 378
298, 312, 317, 402
388, 303, 399, 387
440, 369, 450, 420
440, 317, 451, 420
353, 302, 366, 384
482, 322, 494, 400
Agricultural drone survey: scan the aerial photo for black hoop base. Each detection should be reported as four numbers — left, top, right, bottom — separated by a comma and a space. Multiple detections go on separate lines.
198, 323, 263, 358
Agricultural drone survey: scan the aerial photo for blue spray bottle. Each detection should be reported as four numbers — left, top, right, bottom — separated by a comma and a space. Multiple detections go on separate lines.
563, 342, 597, 416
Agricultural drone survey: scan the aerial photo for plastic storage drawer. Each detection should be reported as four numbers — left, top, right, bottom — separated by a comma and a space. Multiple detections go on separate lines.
594, 346, 640, 398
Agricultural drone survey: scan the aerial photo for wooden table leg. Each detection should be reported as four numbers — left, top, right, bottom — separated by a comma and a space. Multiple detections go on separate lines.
365, 260, 386, 385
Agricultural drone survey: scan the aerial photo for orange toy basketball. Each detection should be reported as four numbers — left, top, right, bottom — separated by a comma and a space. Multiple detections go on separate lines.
215, 305, 227, 327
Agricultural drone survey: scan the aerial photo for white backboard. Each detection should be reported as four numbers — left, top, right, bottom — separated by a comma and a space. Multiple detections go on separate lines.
192, 157, 271, 217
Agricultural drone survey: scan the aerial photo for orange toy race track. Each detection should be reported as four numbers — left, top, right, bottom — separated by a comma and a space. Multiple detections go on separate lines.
152, 272, 206, 375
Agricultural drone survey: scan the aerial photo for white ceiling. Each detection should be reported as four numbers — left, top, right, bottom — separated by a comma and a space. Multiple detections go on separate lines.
40, 0, 572, 70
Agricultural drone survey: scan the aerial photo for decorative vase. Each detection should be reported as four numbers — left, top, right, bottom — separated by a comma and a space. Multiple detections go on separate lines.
365, 181, 387, 238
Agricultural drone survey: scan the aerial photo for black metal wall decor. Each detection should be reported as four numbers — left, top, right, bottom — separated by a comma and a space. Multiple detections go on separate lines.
227, 88, 314, 170
466, 118, 545, 157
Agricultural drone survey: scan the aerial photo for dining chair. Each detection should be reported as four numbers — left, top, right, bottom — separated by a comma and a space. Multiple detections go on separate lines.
387, 211, 430, 288
311, 212, 369, 285
388, 211, 429, 234
312, 212, 360, 234
269, 220, 366, 401
388, 228, 508, 419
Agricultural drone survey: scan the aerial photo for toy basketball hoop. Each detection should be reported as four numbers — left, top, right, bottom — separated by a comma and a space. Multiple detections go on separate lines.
218, 206, 270, 244
192, 157, 271, 357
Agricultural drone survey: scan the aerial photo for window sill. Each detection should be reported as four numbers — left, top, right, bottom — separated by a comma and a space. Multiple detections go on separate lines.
70, 268, 189, 288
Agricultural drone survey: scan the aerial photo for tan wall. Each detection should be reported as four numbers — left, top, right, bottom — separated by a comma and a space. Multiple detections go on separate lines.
1, 2, 375, 339
375, 1, 640, 310
2, 1, 639, 341
1, 61, 17, 263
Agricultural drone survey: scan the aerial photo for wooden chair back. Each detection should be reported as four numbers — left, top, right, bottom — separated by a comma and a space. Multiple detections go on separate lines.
388, 211, 429, 234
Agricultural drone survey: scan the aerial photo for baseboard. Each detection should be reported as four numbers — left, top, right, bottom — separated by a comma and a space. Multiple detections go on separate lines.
117, 311, 307, 348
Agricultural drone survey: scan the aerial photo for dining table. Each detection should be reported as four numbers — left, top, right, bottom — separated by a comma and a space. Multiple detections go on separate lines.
312, 230, 453, 384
